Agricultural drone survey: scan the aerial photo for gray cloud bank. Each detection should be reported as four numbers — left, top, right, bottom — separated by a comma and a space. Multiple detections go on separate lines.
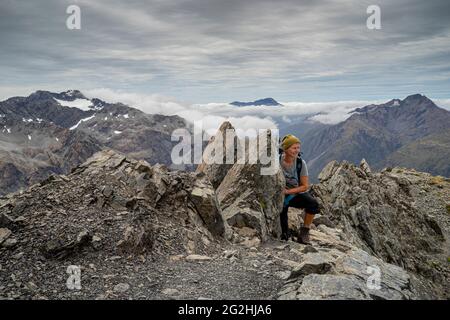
1, 0, 450, 103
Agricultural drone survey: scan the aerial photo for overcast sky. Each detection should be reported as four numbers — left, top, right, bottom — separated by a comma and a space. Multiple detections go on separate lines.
1, 0, 450, 104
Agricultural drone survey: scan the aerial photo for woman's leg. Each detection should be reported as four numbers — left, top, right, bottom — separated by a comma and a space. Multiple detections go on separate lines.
287, 192, 320, 244
289, 192, 320, 219
303, 212, 315, 228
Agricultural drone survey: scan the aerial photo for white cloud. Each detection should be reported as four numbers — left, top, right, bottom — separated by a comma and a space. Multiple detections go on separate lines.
84, 88, 278, 135
87, 88, 447, 133
434, 99, 450, 110
194, 100, 382, 125
84, 88, 186, 115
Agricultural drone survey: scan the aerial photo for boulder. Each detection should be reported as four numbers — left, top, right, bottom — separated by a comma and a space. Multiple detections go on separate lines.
0, 213, 15, 228
288, 207, 304, 235
189, 175, 225, 237
196, 121, 240, 189
41, 229, 92, 260
289, 252, 335, 279
313, 215, 335, 228
185, 254, 213, 261
116, 223, 154, 254
216, 129, 284, 241
0, 227, 12, 245
278, 246, 412, 300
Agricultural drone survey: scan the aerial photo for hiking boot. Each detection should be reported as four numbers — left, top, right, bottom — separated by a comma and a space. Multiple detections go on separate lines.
280, 232, 289, 241
297, 226, 311, 245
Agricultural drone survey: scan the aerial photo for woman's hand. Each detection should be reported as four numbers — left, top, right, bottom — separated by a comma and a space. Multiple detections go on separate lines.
284, 184, 308, 195
284, 188, 297, 195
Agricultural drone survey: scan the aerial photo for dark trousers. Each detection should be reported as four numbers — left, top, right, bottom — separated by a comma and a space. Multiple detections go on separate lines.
280, 192, 320, 235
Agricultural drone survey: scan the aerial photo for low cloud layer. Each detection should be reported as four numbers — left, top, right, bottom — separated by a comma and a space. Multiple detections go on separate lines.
84, 88, 450, 133
84, 88, 278, 135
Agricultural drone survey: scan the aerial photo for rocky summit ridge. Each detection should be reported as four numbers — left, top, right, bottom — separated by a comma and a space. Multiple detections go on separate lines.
0, 123, 449, 300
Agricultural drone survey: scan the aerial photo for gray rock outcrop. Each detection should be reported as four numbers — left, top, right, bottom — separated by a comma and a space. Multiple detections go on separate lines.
0, 130, 448, 299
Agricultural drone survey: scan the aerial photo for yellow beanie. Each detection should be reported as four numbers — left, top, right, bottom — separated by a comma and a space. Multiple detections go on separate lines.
281, 134, 301, 150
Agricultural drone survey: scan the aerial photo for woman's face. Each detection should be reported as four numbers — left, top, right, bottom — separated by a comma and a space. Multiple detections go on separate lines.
286, 142, 301, 157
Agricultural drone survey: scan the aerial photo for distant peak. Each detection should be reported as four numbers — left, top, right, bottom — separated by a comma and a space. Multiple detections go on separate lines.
350, 95, 438, 116
58, 90, 87, 100
402, 93, 434, 104
230, 97, 282, 107
404, 93, 424, 100
63, 89, 81, 95
28, 90, 87, 102
24, 90, 61, 104
29, 90, 54, 98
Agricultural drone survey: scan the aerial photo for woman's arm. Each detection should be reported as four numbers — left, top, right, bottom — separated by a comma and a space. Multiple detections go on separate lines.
284, 176, 309, 194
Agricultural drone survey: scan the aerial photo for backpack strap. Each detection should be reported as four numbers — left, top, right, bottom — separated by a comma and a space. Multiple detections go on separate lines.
280, 152, 303, 173
279, 148, 284, 162
280, 152, 304, 180
296, 156, 303, 180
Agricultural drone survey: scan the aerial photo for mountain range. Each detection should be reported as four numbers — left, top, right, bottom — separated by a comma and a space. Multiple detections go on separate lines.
0, 90, 192, 195
1, 91, 449, 195
289, 94, 450, 181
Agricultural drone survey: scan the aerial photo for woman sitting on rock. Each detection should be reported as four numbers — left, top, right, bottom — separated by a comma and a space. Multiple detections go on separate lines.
279, 134, 320, 244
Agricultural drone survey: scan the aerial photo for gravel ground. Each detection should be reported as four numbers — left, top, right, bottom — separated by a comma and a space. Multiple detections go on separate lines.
1, 236, 309, 300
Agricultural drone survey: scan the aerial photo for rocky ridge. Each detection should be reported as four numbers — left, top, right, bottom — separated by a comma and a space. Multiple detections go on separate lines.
0, 124, 448, 300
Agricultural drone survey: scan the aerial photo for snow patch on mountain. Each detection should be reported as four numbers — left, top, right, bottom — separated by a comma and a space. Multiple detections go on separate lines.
54, 98, 94, 111
70, 114, 96, 130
